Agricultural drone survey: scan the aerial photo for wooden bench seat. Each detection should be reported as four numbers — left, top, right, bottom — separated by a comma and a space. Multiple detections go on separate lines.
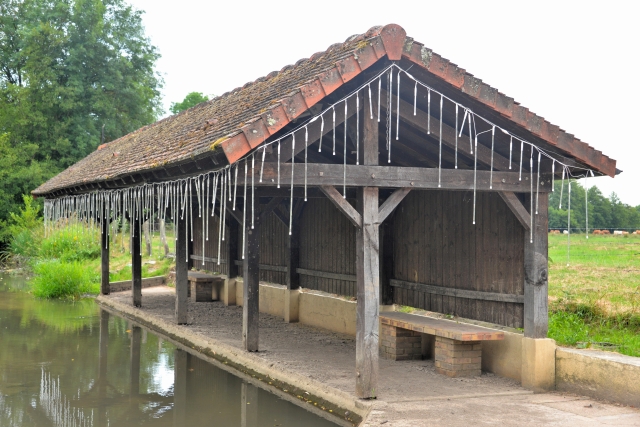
379, 311, 504, 377
187, 271, 224, 302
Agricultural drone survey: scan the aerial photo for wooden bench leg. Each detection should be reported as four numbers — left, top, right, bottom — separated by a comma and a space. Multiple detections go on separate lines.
435, 337, 482, 377
380, 324, 422, 361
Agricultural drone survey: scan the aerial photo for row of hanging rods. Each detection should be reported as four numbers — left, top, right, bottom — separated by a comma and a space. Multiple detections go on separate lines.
44, 64, 593, 263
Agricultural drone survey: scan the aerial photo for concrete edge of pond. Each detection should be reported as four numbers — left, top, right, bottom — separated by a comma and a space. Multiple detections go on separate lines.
96, 295, 372, 426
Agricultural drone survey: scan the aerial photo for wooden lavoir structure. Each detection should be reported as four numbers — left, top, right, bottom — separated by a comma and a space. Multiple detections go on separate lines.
34, 24, 617, 398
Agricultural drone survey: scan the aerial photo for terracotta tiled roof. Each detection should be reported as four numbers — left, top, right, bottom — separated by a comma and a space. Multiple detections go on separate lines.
32, 24, 616, 197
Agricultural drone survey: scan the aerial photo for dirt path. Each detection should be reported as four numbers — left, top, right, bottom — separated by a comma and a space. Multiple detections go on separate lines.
103, 286, 640, 426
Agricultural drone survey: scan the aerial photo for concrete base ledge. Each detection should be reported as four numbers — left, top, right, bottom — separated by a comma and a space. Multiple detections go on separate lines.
556, 347, 640, 407
96, 295, 371, 424
108, 276, 165, 292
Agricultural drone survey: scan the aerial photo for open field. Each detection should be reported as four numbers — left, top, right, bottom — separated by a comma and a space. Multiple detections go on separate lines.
548, 233, 640, 356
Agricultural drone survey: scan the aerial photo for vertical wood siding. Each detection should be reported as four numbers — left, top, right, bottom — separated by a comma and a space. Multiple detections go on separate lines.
193, 212, 287, 283
299, 198, 357, 297
192, 215, 229, 275
392, 190, 525, 328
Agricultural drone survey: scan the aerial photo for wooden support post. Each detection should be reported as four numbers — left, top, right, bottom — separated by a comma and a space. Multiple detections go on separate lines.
130, 325, 141, 397
173, 349, 187, 427
175, 214, 189, 324
228, 218, 239, 279
524, 192, 549, 338
243, 217, 260, 351
131, 218, 142, 307
356, 96, 380, 399
356, 187, 380, 399
100, 212, 110, 295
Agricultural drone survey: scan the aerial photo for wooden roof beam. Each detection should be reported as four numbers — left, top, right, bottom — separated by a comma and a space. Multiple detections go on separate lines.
239, 162, 551, 193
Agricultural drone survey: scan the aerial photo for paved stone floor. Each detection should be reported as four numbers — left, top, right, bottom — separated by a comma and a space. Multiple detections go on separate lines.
104, 287, 640, 426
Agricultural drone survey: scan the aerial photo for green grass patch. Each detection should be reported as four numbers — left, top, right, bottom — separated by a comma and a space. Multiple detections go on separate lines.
548, 233, 640, 357
31, 259, 100, 299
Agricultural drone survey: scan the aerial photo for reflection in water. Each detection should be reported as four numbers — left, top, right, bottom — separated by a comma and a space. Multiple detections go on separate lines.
0, 276, 341, 427
40, 370, 94, 427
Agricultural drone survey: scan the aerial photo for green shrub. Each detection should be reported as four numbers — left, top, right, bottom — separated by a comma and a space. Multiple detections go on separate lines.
30, 259, 99, 299
38, 227, 100, 262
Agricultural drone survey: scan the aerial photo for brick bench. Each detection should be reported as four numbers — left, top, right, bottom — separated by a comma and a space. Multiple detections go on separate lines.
380, 312, 504, 377
187, 271, 224, 302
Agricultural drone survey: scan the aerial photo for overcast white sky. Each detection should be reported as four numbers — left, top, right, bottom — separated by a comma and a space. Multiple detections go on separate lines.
128, 0, 639, 206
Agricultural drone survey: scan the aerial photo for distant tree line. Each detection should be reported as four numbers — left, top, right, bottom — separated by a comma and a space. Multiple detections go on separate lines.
548, 180, 640, 231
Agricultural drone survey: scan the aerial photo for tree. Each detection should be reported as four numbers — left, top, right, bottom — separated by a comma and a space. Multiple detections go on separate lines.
169, 91, 209, 114
548, 179, 640, 231
0, 0, 163, 231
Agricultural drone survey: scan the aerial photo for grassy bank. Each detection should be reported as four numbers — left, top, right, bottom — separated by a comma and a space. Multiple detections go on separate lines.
548, 233, 640, 356
4, 204, 175, 299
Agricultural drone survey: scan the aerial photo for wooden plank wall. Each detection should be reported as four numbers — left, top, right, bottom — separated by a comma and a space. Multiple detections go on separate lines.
256, 212, 287, 284
192, 212, 287, 283
299, 197, 357, 297
393, 190, 525, 328
192, 215, 229, 275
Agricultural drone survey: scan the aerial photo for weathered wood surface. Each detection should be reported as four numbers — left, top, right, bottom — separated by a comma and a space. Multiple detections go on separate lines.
320, 185, 362, 227
355, 186, 379, 399
380, 312, 505, 341
233, 260, 287, 272
240, 163, 551, 193
390, 279, 524, 303
393, 190, 525, 328
175, 215, 188, 324
378, 188, 411, 223
297, 268, 356, 282
299, 197, 357, 296
380, 220, 395, 305
381, 89, 518, 171
192, 214, 230, 275
258, 210, 287, 284
243, 219, 260, 351
189, 254, 225, 264
100, 215, 110, 295
193, 210, 287, 284
499, 191, 532, 231
524, 192, 549, 338
228, 218, 239, 278
285, 200, 303, 290
131, 218, 142, 307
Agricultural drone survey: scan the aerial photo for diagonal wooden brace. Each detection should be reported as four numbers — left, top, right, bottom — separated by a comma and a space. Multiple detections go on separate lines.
499, 191, 531, 231
320, 185, 362, 228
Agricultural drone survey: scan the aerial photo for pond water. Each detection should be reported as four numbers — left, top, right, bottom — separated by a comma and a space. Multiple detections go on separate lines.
0, 274, 342, 427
